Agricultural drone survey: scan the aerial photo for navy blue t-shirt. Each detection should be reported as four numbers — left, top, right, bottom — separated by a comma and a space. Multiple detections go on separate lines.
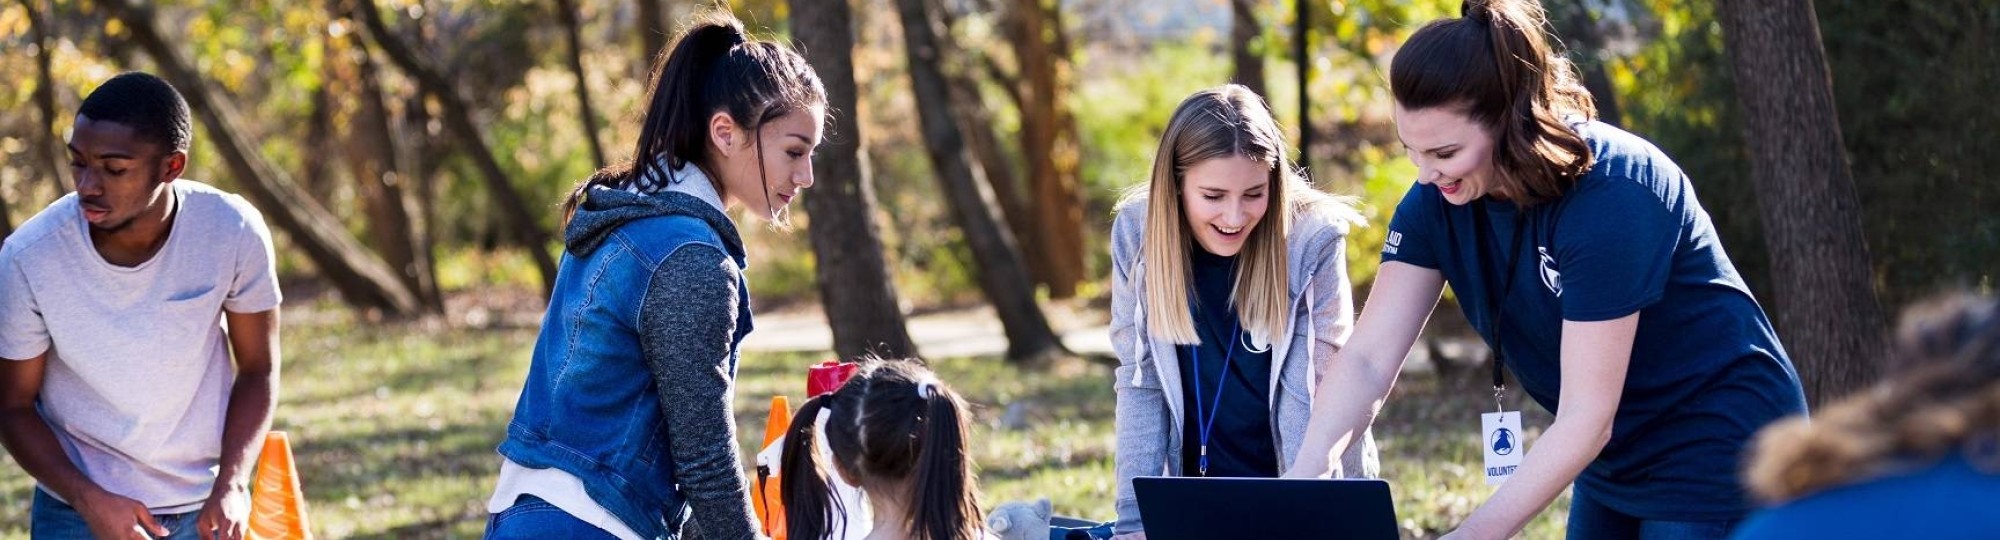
1175, 246, 1278, 478
1381, 120, 1808, 520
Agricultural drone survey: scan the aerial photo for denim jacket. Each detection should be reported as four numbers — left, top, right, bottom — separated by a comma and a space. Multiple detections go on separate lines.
498, 176, 757, 540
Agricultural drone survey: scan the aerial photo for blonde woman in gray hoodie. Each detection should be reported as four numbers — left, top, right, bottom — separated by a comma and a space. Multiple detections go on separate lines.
1105, 85, 1377, 539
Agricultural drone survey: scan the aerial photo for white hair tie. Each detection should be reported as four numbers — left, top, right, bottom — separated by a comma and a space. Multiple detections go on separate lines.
916, 381, 937, 399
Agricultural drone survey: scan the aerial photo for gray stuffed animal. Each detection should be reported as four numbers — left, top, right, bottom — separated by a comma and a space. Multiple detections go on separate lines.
985, 498, 1053, 540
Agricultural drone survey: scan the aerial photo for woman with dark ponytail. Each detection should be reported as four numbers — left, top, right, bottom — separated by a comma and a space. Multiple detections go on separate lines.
781, 359, 989, 540
486, 12, 825, 540
1288, 0, 1806, 538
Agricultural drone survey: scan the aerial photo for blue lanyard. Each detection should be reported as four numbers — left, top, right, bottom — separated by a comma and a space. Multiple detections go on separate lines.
1188, 320, 1241, 477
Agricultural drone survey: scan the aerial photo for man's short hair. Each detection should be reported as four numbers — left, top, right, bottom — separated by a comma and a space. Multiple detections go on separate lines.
77, 72, 193, 153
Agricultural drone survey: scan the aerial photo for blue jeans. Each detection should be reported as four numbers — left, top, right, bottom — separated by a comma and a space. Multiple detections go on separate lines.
31, 488, 206, 540
1566, 486, 1739, 540
484, 494, 621, 540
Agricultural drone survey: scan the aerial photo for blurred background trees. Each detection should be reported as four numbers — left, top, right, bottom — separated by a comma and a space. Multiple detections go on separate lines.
0, 0, 1993, 387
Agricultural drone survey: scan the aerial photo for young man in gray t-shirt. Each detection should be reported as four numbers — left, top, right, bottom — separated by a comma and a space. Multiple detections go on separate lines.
0, 72, 281, 540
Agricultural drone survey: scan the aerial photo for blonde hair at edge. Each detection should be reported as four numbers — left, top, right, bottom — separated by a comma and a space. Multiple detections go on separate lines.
1744, 293, 2000, 503
1125, 84, 1362, 349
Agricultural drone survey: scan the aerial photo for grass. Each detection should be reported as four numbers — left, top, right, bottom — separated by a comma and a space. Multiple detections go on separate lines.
0, 300, 1566, 539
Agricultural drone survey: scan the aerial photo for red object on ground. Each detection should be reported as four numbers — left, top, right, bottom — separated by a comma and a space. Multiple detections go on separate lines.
807, 360, 859, 398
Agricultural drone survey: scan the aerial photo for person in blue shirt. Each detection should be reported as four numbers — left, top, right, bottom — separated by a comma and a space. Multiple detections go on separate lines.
1285, 1, 1808, 538
1731, 293, 2000, 540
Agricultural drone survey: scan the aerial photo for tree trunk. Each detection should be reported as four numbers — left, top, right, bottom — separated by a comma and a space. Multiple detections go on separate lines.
789, 0, 919, 360
557, 0, 609, 168
1230, 0, 1267, 97
1294, 0, 1312, 170
1008, 0, 1086, 299
945, 64, 1042, 295
354, 0, 559, 296
894, 0, 1068, 363
100, 0, 423, 315
1549, 0, 1623, 127
933, 1, 1043, 290
1, 166, 13, 238
0, 190, 13, 241
24, 0, 73, 194
1717, 0, 1888, 406
636, 0, 669, 76
400, 92, 448, 310
338, 13, 443, 312
301, 69, 338, 205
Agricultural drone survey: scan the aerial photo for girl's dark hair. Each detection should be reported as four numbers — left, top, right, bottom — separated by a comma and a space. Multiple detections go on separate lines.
1390, 0, 1596, 206
560, 13, 825, 224
1747, 293, 2000, 502
780, 359, 983, 540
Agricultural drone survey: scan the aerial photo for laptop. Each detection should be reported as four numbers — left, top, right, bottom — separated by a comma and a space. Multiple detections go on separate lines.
1133, 477, 1399, 540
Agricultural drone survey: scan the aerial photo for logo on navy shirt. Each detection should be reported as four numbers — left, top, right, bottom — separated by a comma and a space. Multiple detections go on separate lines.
1537, 246, 1562, 297
1490, 427, 1516, 456
1384, 231, 1403, 256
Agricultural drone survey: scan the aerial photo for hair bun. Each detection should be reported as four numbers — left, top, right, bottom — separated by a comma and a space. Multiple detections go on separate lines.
1462, 0, 1493, 23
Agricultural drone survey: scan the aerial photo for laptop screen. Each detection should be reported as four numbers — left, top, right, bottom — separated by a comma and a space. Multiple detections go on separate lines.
1133, 477, 1399, 540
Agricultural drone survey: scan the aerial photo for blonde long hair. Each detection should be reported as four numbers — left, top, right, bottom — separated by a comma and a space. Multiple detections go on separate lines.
1746, 293, 2000, 502
1123, 85, 1361, 348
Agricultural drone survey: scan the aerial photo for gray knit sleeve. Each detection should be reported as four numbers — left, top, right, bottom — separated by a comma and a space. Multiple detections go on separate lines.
639, 245, 762, 540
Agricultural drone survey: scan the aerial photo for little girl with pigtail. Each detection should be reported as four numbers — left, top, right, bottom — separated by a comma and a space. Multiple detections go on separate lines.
780, 359, 992, 540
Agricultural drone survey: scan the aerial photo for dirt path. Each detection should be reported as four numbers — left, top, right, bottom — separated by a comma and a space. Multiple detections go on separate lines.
742, 299, 1486, 374
740, 301, 1115, 359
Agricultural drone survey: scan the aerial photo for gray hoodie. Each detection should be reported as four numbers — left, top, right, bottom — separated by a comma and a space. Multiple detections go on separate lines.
1109, 195, 1380, 534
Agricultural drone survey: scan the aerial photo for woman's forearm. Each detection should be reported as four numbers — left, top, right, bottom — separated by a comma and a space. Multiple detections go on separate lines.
1454, 408, 1613, 539
1289, 348, 1399, 477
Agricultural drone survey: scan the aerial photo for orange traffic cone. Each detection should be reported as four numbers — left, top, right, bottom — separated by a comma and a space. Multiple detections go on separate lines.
248, 431, 313, 540
753, 396, 792, 540
763, 395, 792, 448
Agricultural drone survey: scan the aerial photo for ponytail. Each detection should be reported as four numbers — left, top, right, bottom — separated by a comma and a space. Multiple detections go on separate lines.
779, 395, 842, 540
559, 12, 825, 227
632, 18, 747, 191
559, 17, 743, 226
1392, 0, 1595, 206
907, 382, 981, 540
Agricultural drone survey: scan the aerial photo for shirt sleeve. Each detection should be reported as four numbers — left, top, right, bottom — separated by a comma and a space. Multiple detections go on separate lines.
1309, 228, 1356, 376
223, 201, 282, 313
0, 247, 50, 360
1553, 174, 1682, 322
1381, 183, 1442, 270
1108, 206, 1167, 534
639, 246, 762, 540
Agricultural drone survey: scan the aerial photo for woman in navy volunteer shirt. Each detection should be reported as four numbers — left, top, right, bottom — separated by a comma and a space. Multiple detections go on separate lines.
1285, 1, 1807, 538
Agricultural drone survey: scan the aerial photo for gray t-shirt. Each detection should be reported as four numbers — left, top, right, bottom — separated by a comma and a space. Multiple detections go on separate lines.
0, 180, 281, 512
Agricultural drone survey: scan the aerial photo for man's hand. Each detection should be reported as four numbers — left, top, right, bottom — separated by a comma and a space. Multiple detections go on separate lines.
76, 488, 168, 540
197, 482, 253, 540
